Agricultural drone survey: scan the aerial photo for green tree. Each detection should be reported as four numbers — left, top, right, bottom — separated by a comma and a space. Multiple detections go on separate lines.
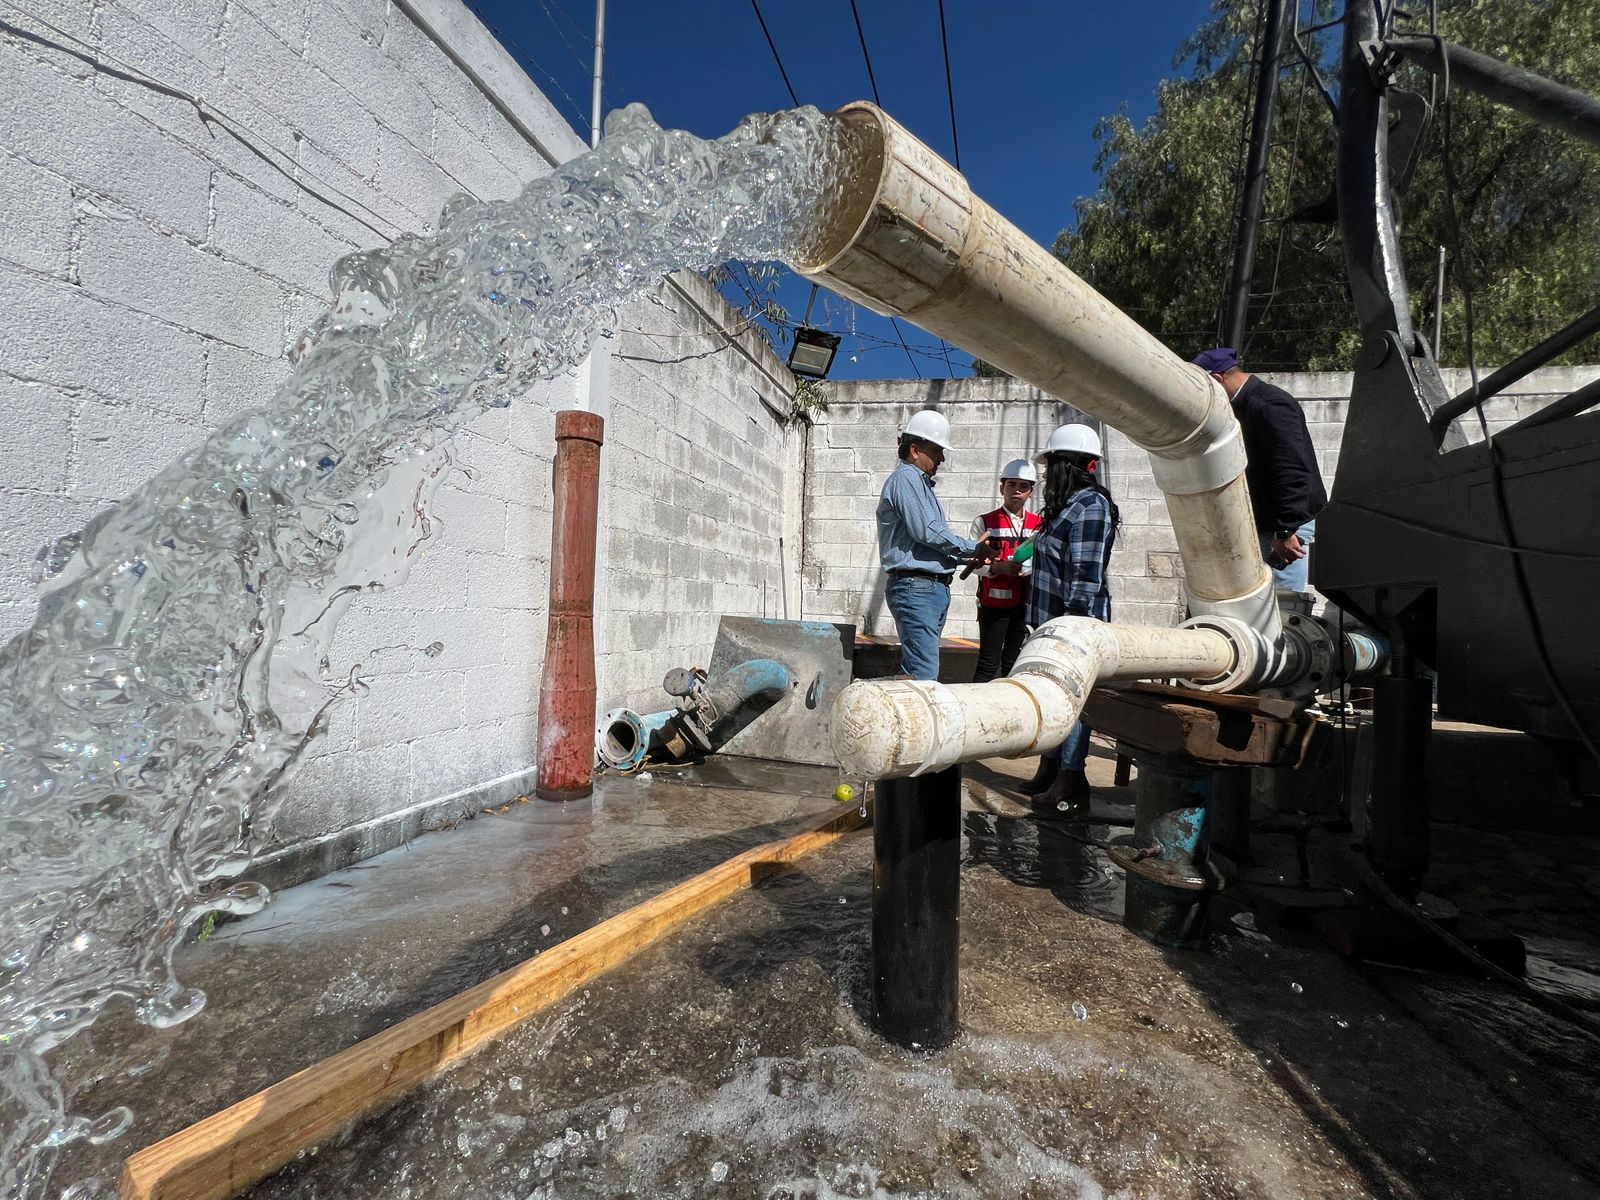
1056, 0, 1600, 371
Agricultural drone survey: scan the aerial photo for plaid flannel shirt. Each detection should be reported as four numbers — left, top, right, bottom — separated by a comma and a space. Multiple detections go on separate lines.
1027, 488, 1116, 627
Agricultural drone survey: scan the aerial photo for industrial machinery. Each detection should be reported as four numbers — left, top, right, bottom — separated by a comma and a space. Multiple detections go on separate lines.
795, 1, 1600, 1045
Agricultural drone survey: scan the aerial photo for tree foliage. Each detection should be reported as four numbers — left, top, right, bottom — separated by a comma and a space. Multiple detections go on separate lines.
1056, 0, 1600, 371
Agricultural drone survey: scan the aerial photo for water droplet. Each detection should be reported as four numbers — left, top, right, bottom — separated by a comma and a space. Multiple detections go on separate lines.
564, 1128, 582, 1147
540, 924, 551, 937
560, 906, 569, 915
1072, 1001, 1089, 1021
1289, 981, 1304, 994
1334, 1017, 1349, 1029
1056, 800, 1070, 811
508, 1075, 523, 1091
711, 1161, 729, 1182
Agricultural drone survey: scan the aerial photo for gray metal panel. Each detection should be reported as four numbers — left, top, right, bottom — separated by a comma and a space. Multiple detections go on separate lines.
706, 617, 856, 766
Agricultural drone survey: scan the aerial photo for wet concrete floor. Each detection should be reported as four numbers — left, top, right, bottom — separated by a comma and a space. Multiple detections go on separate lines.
50, 749, 1600, 1199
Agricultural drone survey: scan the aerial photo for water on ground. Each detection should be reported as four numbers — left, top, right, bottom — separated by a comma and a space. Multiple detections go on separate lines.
53, 752, 1600, 1199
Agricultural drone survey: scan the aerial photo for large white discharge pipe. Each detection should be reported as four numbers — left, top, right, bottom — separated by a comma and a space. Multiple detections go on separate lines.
789, 103, 1292, 778
833, 619, 1236, 779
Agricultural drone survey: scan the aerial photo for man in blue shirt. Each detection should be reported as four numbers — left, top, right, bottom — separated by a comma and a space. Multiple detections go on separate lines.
876, 409, 993, 679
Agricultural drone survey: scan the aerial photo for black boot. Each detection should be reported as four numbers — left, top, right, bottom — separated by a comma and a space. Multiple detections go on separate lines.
1016, 754, 1060, 795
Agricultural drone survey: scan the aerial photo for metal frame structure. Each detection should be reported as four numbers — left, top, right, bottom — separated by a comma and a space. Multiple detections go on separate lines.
1315, 3, 1600, 748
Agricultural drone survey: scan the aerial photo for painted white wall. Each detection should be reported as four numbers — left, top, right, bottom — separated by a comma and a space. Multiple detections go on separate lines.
0, 0, 802, 882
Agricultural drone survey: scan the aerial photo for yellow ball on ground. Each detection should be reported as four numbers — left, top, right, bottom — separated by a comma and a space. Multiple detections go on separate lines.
834, 782, 857, 804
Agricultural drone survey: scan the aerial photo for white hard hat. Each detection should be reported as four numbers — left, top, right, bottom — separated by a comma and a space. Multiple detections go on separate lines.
901, 409, 952, 451
999, 458, 1038, 483
1040, 423, 1102, 458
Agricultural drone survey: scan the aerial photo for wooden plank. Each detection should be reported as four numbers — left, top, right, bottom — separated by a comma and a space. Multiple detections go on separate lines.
1084, 687, 1306, 766
121, 804, 869, 1200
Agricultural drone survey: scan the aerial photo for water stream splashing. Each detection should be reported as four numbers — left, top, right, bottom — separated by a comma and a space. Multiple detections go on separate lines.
0, 103, 866, 1196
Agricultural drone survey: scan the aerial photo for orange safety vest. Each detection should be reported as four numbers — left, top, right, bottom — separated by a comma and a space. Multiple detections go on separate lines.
977, 507, 1043, 609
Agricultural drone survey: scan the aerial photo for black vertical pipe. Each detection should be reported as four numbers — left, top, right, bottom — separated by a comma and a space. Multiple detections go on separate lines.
871, 765, 961, 1048
1367, 676, 1433, 899
1225, 0, 1292, 349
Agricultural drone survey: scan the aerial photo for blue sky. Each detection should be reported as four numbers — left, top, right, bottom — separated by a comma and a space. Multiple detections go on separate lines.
464, 0, 1217, 379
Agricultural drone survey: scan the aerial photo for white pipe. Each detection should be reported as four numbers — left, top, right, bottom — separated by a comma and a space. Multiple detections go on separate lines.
832, 619, 1235, 780
791, 103, 1282, 647
590, 0, 606, 149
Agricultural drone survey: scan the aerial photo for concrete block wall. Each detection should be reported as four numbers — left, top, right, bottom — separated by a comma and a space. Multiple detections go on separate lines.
0, 0, 588, 868
599, 271, 802, 714
803, 367, 1600, 638
0, 0, 805, 884
802, 379, 1093, 640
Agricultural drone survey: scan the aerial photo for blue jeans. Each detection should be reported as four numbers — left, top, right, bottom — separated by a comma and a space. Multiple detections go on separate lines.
885, 575, 951, 680
1262, 519, 1316, 591
1060, 720, 1091, 772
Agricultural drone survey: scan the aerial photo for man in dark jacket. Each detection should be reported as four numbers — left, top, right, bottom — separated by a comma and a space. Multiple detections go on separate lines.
1193, 347, 1327, 590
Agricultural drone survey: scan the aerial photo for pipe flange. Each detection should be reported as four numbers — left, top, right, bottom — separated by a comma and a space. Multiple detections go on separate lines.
1270, 611, 1337, 699
1175, 615, 1260, 691
597, 708, 648, 772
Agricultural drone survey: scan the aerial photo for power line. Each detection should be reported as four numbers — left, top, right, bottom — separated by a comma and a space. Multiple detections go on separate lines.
749, 0, 799, 107
889, 317, 924, 378
539, 0, 594, 47
532, 0, 592, 74
937, 0, 961, 169
466, 7, 592, 131
848, 0, 882, 106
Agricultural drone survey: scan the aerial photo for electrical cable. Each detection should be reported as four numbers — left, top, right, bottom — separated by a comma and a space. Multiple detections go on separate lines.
937, 0, 961, 169
0, 9, 399, 242
847, 0, 882, 106
889, 318, 925, 378
1436, 40, 1600, 770
537, 0, 594, 48
1337, 840, 1600, 1037
531, 0, 592, 74
469, 10, 592, 133
749, 0, 799, 107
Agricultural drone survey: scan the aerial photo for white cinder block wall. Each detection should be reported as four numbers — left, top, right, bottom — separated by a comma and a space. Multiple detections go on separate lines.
802, 368, 1600, 638
0, 0, 804, 885
601, 271, 803, 715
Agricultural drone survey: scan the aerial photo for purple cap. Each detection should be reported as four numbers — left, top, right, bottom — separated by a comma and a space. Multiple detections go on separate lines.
1192, 347, 1240, 374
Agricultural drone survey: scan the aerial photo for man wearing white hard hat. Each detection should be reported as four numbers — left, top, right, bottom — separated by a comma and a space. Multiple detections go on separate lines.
968, 458, 1043, 683
1022, 422, 1120, 810
875, 409, 994, 679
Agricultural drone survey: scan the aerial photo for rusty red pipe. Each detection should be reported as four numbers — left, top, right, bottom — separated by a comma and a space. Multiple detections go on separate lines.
536, 409, 605, 801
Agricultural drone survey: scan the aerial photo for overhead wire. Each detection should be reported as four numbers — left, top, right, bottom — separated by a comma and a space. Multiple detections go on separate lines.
750, 0, 799, 107
937, 0, 961, 169
531, 0, 592, 74
468, 9, 592, 132
847, 0, 882, 106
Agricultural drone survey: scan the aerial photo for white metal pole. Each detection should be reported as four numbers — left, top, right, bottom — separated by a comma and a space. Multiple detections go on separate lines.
590, 0, 607, 148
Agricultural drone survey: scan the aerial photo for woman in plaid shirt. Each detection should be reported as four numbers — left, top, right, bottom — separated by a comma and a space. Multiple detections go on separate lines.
1024, 423, 1120, 811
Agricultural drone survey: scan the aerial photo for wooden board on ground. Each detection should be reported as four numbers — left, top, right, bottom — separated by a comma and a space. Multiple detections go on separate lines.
121, 804, 870, 1200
